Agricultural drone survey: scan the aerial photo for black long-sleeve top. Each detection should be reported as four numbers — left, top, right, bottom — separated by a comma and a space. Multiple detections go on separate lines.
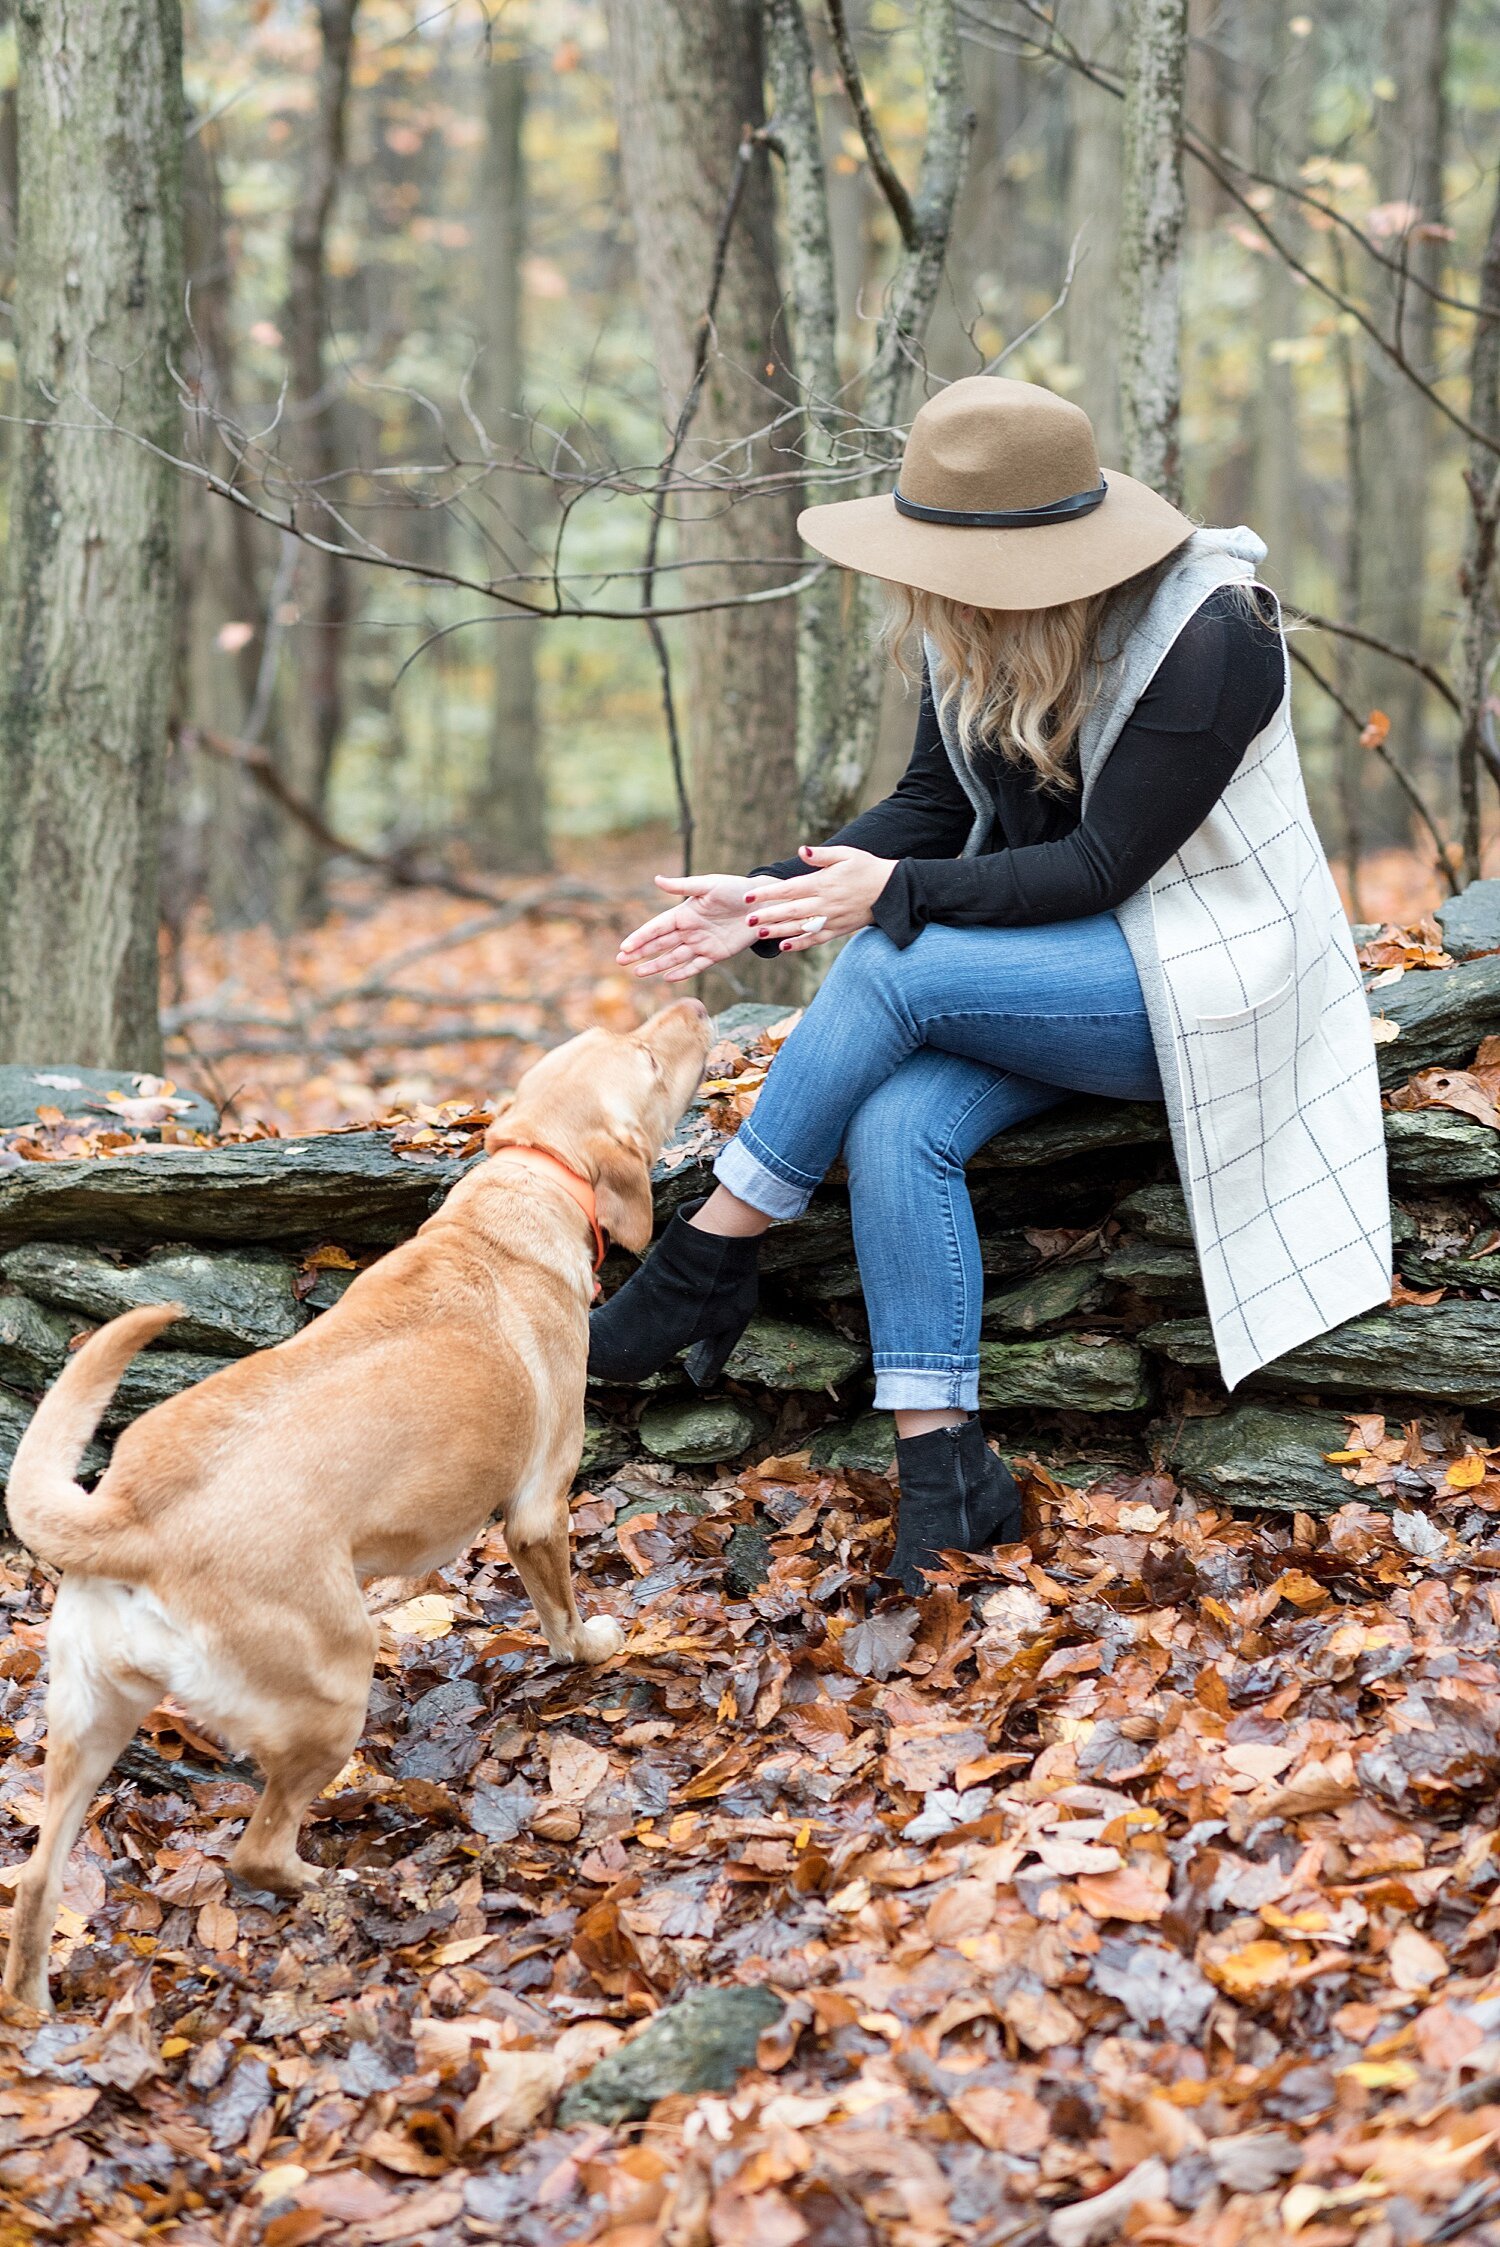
753, 587, 1284, 951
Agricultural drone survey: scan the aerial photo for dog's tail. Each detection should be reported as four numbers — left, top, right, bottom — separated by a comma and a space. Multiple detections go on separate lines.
4, 1304, 182, 1571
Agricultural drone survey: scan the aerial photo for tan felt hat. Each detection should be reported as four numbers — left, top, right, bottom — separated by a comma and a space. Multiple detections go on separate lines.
798, 375, 1195, 612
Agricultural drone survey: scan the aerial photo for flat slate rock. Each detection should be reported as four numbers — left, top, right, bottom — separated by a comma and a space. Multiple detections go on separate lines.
0, 1064, 216, 1135
982, 1266, 1106, 1334
1369, 953, 1500, 1088
1399, 1243, 1500, 1292
723, 1521, 774, 1595
0, 1291, 78, 1390
637, 1394, 764, 1465
105, 1350, 234, 1429
971, 1097, 1169, 1169
1145, 1300, 1500, 1406
978, 1335, 1151, 1413
756, 1201, 854, 1278
3, 1243, 306, 1357
579, 1407, 632, 1479
1164, 1404, 1363, 1515
0, 1135, 470, 1249
1382, 1107, 1500, 1187
809, 1410, 897, 1473
721, 1313, 868, 1391
1113, 1183, 1193, 1245
1104, 1241, 1206, 1305
558, 1986, 783, 2126
0, 1383, 108, 1488
1436, 880, 1500, 961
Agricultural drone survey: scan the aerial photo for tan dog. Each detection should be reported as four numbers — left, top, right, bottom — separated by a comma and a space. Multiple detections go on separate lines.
1, 999, 712, 2011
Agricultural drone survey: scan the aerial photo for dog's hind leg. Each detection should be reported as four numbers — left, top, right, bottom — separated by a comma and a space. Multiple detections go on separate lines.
4, 1584, 159, 2013
230, 1612, 375, 1899
504, 1479, 625, 1666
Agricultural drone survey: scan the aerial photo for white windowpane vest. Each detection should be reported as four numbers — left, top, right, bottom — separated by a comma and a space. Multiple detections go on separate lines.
927, 526, 1392, 1389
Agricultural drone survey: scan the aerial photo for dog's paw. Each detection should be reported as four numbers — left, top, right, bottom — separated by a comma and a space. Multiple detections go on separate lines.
576, 1614, 626, 1664
231, 1853, 323, 1901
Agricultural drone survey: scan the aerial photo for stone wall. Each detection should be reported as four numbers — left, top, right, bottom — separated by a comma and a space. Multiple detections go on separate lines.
5, 902, 1500, 1522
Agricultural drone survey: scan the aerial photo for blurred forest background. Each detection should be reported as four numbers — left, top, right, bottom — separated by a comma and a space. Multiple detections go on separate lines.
0, 0, 1497, 1129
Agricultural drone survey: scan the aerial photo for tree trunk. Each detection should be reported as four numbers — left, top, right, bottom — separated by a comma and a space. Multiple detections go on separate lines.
1062, 0, 1123, 461
1358, 0, 1452, 829
604, 0, 802, 999
1119, 0, 1188, 505
786, 0, 968, 840
1456, 175, 1500, 885
0, 0, 183, 1070
275, 0, 358, 929
179, 116, 278, 928
472, 40, 550, 873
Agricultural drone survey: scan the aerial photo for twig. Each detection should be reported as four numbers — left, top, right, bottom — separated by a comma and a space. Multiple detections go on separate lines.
175, 1023, 556, 1059
3, 398, 832, 625
961, 0, 1479, 319
826, 0, 919, 250
180, 722, 587, 907
323, 893, 628, 995
639, 125, 768, 873
956, 0, 1500, 462
1288, 645, 1460, 896
1297, 609, 1461, 715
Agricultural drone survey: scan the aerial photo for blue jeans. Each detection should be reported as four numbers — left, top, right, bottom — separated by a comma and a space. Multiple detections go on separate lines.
713, 915, 1163, 1411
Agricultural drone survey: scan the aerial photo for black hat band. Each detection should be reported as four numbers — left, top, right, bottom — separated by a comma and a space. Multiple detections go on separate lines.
891, 478, 1108, 529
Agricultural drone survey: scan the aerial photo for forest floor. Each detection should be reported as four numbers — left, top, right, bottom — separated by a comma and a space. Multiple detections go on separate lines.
2, 839, 1499, 2242
2, 1441, 1500, 2243
158, 831, 669, 1137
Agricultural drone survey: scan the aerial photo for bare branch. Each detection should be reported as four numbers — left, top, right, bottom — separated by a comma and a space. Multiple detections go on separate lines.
1288, 646, 1460, 896
957, 0, 1500, 462
179, 723, 608, 909
826, 0, 919, 249
1297, 611, 1461, 715
637, 125, 770, 871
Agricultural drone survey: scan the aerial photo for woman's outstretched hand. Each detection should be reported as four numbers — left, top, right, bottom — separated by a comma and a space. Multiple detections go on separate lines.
616, 872, 771, 982
745, 847, 896, 954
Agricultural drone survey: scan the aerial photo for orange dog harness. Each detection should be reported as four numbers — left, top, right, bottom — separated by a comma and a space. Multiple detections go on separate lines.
491, 1146, 608, 1278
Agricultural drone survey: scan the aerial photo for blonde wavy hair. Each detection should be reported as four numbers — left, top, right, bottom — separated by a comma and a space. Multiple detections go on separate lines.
881, 582, 1118, 795
883, 572, 1274, 794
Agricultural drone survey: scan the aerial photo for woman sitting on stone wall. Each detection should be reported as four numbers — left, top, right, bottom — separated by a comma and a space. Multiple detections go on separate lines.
589, 377, 1392, 1592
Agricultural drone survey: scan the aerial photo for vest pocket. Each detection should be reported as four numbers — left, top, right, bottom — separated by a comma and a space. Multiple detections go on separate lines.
1191, 971, 1300, 1174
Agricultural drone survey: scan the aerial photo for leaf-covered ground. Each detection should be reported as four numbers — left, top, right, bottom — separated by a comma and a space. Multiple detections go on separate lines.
3, 1432, 1500, 2246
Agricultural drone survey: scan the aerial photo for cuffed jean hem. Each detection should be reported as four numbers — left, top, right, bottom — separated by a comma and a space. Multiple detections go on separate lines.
872, 1361, 981, 1413
712, 1124, 820, 1221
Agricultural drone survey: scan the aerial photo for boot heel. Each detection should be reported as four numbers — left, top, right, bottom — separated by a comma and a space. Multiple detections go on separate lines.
682, 1316, 749, 1390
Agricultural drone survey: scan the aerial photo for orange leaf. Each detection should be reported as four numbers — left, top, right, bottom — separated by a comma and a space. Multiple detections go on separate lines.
1446, 1452, 1488, 1490
1073, 1867, 1167, 1922
1360, 708, 1392, 748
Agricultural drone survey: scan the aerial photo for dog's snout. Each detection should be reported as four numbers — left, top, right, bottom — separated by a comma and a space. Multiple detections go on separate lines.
641, 995, 714, 1051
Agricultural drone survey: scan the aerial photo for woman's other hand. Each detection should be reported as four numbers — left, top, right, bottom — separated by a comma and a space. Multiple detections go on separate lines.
616, 872, 771, 982
745, 847, 896, 953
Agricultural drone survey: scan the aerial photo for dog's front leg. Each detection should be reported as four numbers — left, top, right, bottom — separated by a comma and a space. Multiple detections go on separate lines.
503, 1483, 625, 1665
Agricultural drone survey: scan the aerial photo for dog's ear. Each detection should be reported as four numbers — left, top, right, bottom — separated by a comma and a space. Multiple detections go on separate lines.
590, 1126, 656, 1255
482, 1091, 517, 1154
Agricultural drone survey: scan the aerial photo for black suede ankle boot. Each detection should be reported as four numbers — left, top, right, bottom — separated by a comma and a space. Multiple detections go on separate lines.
889, 1419, 1024, 1595
588, 1200, 760, 1389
